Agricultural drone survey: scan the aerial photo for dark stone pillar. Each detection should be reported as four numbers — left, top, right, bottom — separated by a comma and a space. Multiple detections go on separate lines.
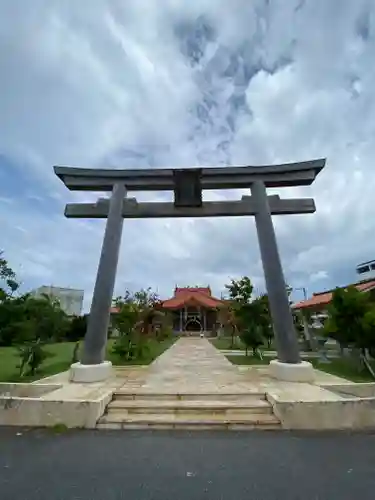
81, 183, 126, 365
251, 180, 300, 364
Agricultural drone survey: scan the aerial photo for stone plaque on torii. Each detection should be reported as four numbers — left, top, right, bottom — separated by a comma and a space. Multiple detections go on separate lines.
54, 158, 326, 383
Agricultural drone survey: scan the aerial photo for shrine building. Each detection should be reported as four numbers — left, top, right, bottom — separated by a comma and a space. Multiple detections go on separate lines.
161, 287, 225, 336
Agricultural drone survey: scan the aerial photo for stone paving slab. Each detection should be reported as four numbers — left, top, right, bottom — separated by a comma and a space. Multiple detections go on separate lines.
35, 367, 148, 401
124, 338, 349, 395
30, 339, 351, 400
136, 338, 265, 393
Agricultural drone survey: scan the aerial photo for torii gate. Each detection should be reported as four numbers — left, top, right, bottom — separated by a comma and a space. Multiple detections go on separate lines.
54, 159, 326, 383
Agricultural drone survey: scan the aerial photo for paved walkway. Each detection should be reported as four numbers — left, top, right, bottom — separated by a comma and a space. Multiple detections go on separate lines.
39, 338, 352, 399
119, 337, 352, 397
139, 337, 262, 393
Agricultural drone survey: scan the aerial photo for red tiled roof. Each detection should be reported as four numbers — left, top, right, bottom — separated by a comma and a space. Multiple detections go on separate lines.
175, 287, 211, 296
292, 279, 375, 310
110, 288, 223, 313
162, 287, 224, 310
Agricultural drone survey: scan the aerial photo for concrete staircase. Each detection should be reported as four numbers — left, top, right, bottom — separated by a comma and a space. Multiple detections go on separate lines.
97, 391, 281, 430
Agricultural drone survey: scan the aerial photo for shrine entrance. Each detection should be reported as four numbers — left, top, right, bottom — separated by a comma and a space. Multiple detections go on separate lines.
54, 158, 325, 383
185, 318, 202, 332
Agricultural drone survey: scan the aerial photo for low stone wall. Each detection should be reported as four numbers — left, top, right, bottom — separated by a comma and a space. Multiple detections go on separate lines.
268, 393, 375, 430
321, 383, 375, 398
0, 383, 61, 398
0, 384, 113, 428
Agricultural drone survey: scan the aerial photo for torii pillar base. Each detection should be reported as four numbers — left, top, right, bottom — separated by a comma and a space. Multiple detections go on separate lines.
269, 359, 315, 383
69, 361, 113, 383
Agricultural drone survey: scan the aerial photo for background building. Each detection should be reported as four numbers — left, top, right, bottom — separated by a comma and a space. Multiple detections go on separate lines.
356, 260, 375, 281
293, 276, 375, 317
31, 286, 84, 316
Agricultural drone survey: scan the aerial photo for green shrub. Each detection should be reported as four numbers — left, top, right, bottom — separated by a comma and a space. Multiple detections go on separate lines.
239, 324, 264, 356
112, 334, 138, 360
65, 315, 87, 342
17, 339, 53, 377
156, 326, 173, 341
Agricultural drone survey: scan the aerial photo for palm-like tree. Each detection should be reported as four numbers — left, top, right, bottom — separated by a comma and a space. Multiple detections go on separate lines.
217, 302, 239, 348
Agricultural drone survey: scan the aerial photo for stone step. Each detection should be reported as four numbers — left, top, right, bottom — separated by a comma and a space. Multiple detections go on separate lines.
97, 412, 281, 431
107, 399, 273, 415
113, 391, 266, 402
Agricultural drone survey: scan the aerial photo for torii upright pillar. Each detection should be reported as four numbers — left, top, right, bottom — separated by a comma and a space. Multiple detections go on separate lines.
251, 180, 314, 382
70, 182, 126, 382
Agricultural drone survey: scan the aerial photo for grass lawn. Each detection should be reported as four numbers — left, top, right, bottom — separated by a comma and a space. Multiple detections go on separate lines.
310, 358, 375, 383
108, 336, 176, 367
226, 354, 269, 366
226, 353, 375, 382
0, 342, 77, 383
0, 336, 177, 383
210, 337, 244, 350
210, 336, 276, 351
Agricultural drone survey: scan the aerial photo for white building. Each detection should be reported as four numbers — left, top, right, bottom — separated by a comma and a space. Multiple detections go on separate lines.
356, 260, 375, 281
31, 286, 84, 316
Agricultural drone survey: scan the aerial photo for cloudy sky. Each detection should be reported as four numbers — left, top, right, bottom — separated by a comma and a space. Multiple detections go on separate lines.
1, 0, 374, 310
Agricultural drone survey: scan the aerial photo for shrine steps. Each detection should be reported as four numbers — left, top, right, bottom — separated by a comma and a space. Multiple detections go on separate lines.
97, 391, 281, 430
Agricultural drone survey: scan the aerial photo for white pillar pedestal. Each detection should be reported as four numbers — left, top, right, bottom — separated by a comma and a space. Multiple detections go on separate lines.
69, 361, 113, 383
269, 359, 315, 383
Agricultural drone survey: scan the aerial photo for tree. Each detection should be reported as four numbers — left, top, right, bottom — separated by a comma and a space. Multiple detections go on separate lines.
217, 305, 238, 348
111, 288, 163, 361
66, 315, 87, 342
0, 251, 73, 377
0, 253, 69, 346
112, 300, 139, 355
18, 338, 53, 377
224, 277, 254, 349
363, 309, 375, 362
0, 293, 69, 347
240, 323, 264, 356
224, 277, 271, 356
324, 286, 370, 348
0, 294, 28, 345
225, 276, 253, 304
0, 251, 19, 299
253, 294, 273, 348
133, 288, 160, 309
323, 286, 375, 378
21, 295, 69, 343
0, 255, 29, 346
295, 308, 317, 351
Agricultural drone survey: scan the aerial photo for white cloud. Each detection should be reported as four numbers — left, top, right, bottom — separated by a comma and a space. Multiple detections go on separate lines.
1, 0, 374, 310
309, 270, 329, 283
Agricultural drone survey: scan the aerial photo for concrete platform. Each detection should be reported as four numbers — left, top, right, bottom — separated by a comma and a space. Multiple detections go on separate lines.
0, 367, 147, 428
2, 338, 375, 430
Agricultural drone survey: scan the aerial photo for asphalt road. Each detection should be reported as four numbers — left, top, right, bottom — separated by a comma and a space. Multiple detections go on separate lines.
1, 428, 375, 500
